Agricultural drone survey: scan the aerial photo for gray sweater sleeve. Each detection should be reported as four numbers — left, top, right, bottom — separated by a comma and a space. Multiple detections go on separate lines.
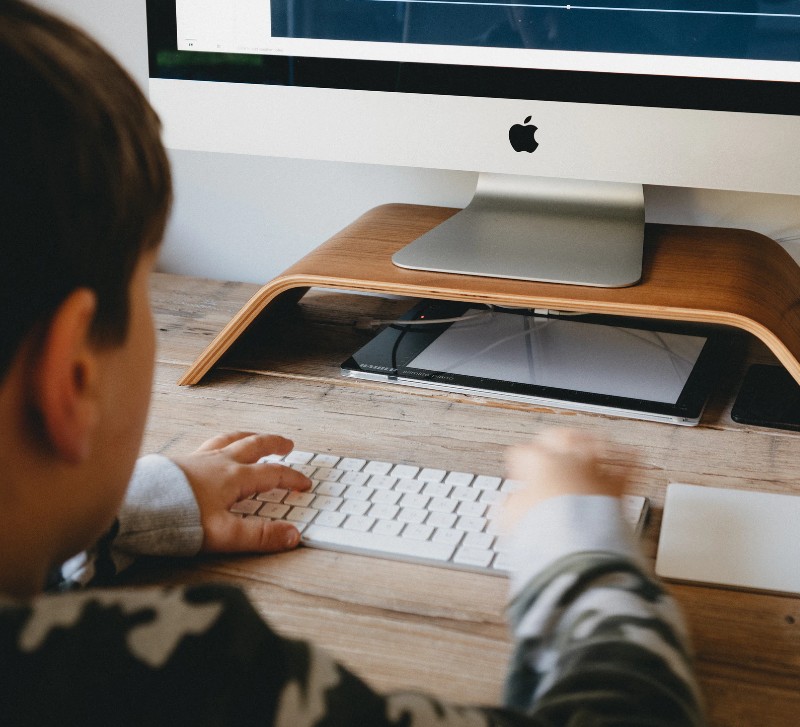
114, 454, 204, 557
57, 455, 203, 588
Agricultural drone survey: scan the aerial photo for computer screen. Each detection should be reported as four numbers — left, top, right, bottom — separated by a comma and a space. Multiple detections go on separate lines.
147, 1, 800, 286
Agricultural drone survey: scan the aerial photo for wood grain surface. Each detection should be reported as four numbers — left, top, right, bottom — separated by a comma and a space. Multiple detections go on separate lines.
139, 272, 800, 726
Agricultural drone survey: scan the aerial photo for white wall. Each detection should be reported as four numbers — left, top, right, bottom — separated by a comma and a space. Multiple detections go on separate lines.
34, 0, 800, 282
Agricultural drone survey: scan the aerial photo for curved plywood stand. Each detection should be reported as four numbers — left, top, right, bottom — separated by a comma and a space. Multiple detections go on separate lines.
179, 203, 800, 386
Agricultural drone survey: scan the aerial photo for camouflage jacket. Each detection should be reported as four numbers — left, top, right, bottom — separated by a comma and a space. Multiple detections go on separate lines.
1, 455, 705, 725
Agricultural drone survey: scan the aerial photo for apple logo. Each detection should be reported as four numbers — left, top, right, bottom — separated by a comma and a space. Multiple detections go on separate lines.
509, 116, 539, 153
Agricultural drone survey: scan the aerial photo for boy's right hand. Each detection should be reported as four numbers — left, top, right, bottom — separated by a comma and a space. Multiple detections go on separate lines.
171, 432, 311, 555
500, 428, 634, 532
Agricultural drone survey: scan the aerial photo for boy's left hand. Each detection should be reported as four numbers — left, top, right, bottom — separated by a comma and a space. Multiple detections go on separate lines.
171, 432, 311, 554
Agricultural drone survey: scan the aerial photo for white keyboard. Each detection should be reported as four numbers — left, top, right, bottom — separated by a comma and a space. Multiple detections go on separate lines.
232, 450, 649, 575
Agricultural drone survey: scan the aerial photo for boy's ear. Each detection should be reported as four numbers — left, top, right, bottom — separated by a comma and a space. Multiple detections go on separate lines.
33, 288, 101, 464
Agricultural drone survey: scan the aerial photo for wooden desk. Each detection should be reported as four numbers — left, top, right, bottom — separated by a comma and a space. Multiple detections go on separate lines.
140, 272, 800, 726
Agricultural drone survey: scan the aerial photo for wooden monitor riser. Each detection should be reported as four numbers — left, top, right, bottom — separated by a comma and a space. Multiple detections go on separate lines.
178, 204, 800, 387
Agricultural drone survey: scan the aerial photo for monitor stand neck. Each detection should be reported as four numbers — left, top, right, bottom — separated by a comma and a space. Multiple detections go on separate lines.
392, 173, 645, 288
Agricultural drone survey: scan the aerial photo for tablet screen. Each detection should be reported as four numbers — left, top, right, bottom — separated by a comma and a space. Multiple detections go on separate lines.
341, 301, 731, 424
408, 309, 706, 404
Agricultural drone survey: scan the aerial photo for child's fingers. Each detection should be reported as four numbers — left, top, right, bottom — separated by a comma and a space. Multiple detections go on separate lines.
204, 515, 301, 554
194, 431, 259, 452
507, 429, 618, 480
235, 462, 311, 500
505, 439, 557, 480
221, 433, 294, 462
504, 427, 630, 501
195, 461, 311, 506
193, 432, 295, 460
534, 428, 607, 457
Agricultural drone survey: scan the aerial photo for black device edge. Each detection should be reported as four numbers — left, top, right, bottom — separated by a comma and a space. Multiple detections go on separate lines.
731, 364, 800, 432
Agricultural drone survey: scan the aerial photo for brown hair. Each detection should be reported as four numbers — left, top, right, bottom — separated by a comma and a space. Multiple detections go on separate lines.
0, 0, 172, 378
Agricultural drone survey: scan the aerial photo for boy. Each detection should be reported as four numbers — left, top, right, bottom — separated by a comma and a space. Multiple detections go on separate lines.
0, 2, 704, 724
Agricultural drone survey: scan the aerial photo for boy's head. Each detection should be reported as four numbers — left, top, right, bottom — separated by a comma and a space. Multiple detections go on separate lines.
0, 1, 173, 594
0, 0, 172, 380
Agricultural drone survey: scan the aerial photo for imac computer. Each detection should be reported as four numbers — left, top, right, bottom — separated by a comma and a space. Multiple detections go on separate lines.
146, 1, 800, 287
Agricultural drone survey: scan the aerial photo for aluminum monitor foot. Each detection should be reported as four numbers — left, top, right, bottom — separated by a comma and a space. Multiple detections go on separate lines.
392, 173, 644, 288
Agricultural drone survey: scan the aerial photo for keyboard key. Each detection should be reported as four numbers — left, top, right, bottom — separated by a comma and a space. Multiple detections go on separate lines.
344, 485, 373, 501
285, 491, 315, 507
445, 471, 474, 487
399, 493, 429, 510
451, 486, 479, 502
494, 536, 513, 553
389, 464, 417, 478
404, 524, 434, 541
457, 501, 488, 517
395, 478, 424, 494
366, 474, 396, 490
463, 532, 494, 550
315, 510, 346, 528
256, 488, 288, 503
303, 524, 457, 562
428, 497, 457, 514
474, 475, 502, 490
432, 528, 463, 546
340, 499, 370, 516
343, 515, 375, 532
427, 511, 457, 529
363, 460, 392, 475
422, 481, 450, 498
338, 457, 367, 471
369, 503, 400, 520
230, 499, 261, 515
340, 471, 370, 487
315, 481, 346, 497
314, 467, 343, 482
492, 553, 513, 572
311, 454, 340, 467
289, 464, 317, 477
485, 513, 503, 534
418, 468, 446, 483
259, 503, 290, 519
287, 506, 317, 523
456, 515, 487, 533
371, 489, 402, 505
373, 519, 404, 536
284, 451, 314, 465
454, 546, 494, 569
397, 507, 427, 525
312, 495, 343, 511
479, 490, 507, 505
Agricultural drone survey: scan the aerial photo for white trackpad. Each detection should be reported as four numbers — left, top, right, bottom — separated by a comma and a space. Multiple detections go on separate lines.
656, 483, 800, 596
